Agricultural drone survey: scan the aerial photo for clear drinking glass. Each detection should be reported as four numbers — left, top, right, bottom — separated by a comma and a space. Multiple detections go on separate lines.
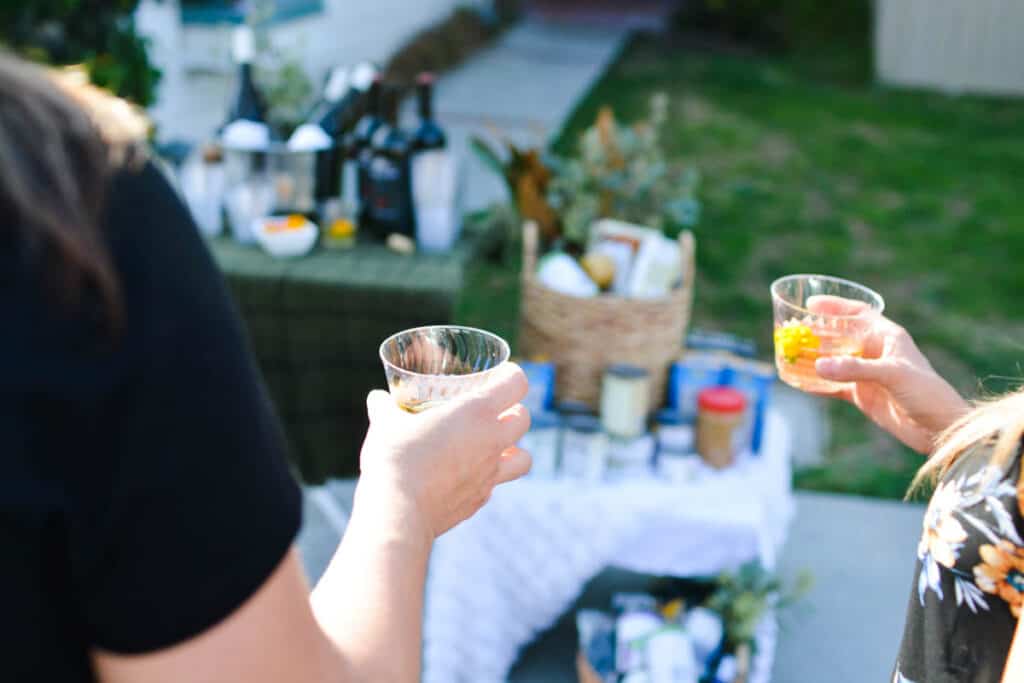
771, 274, 884, 393
379, 325, 511, 412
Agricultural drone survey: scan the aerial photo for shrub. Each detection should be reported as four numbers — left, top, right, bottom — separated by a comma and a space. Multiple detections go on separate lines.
0, 0, 160, 106
676, 0, 872, 53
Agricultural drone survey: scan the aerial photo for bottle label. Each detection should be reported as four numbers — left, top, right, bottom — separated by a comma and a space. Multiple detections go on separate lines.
367, 158, 405, 225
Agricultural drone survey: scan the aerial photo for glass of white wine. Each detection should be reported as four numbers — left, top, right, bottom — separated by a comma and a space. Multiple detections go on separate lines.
379, 325, 511, 413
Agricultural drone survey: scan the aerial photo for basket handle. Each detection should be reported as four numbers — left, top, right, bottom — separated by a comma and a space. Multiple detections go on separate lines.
678, 228, 696, 298
678, 229, 695, 288
522, 220, 540, 281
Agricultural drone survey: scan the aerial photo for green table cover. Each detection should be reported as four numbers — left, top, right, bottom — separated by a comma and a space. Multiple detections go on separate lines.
209, 235, 487, 482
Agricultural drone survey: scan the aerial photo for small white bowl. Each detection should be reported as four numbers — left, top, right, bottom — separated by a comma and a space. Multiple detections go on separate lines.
253, 215, 319, 259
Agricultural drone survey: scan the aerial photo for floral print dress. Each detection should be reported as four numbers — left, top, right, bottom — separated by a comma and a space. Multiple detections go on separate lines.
893, 440, 1024, 682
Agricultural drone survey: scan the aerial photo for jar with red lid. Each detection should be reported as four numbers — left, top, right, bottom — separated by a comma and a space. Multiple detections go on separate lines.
696, 387, 747, 469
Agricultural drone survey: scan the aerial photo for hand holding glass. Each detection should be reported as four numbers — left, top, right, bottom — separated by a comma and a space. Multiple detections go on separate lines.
771, 274, 884, 393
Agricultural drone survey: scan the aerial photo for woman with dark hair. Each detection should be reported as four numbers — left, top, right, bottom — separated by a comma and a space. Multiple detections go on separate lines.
0, 53, 531, 682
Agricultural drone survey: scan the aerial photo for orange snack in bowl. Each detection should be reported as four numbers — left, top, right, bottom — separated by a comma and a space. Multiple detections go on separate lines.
265, 214, 308, 234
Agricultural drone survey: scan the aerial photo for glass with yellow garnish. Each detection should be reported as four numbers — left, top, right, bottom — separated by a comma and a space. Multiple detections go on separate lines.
770, 275, 884, 393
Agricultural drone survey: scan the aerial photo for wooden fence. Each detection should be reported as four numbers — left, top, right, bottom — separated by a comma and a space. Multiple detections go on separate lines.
876, 0, 1024, 96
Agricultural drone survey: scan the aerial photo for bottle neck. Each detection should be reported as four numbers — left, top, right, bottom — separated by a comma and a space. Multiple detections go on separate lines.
366, 81, 382, 119
382, 89, 400, 128
417, 82, 433, 121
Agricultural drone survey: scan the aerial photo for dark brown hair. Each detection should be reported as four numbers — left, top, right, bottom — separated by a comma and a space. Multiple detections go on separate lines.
0, 52, 144, 334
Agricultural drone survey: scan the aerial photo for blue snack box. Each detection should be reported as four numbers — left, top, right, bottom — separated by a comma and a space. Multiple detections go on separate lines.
667, 353, 730, 420
520, 361, 556, 414
723, 359, 775, 455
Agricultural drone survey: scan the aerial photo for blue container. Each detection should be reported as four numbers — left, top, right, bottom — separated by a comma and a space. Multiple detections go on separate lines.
667, 353, 730, 419
722, 360, 775, 455
520, 361, 556, 414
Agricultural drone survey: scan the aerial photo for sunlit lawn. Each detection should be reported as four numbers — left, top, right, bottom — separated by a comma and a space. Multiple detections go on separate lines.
457, 34, 1024, 499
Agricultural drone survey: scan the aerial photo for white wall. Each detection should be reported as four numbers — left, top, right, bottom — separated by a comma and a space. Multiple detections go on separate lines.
137, 0, 490, 142
876, 0, 1024, 96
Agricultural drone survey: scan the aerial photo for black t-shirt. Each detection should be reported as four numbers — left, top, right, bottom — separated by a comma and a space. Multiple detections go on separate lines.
0, 162, 302, 680
894, 441, 1024, 682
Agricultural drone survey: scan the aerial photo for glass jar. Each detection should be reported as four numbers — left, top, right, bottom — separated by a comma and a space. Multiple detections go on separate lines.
613, 594, 661, 674
320, 197, 358, 249
520, 410, 561, 479
696, 387, 747, 469
655, 409, 700, 483
606, 434, 656, 482
560, 413, 606, 482
601, 364, 651, 439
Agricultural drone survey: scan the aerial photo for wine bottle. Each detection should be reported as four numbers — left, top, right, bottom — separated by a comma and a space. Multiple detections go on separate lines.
411, 72, 446, 152
364, 86, 415, 239
344, 75, 383, 211
226, 25, 267, 124
313, 62, 378, 140
305, 66, 351, 137
290, 63, 378, 204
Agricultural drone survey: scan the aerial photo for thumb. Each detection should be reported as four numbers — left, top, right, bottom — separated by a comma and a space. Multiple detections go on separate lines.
815, 356, 892, 384
366, 389, 399, 423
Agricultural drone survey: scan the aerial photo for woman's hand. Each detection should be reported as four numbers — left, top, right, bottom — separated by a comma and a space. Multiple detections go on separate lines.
356, 362, 532, 542
808, 296, 969, 454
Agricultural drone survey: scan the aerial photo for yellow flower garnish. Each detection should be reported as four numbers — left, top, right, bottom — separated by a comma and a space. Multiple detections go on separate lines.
774, 321, 821, 364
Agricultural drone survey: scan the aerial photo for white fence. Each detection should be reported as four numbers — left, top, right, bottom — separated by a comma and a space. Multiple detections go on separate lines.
876, 0, 1024, 96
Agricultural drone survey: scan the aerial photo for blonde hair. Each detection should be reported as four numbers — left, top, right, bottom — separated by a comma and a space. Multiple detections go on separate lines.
910, 389, 1024, 494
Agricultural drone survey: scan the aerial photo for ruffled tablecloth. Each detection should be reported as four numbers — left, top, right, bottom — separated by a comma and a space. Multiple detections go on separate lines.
423, 410, 793, 683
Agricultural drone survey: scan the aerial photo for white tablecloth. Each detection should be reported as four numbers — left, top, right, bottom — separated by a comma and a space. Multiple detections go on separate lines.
423, 410, 794, 683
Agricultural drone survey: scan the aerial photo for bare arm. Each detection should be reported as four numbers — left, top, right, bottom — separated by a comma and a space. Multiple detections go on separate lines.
309, 477, 433, 681
1002, 617, 1024, 682
92, 364, 530, 683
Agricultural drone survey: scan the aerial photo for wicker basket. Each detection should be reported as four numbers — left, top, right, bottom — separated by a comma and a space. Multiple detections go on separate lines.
518, 221, 696, 411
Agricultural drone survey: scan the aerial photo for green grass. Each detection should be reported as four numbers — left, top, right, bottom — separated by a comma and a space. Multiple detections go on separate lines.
457, 35, 1024, 499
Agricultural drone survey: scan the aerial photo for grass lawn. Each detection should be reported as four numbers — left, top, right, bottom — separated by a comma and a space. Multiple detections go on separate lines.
457, 34, 1024, 499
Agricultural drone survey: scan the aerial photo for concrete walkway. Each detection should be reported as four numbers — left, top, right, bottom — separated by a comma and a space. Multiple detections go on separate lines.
773, 493, 925, 683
